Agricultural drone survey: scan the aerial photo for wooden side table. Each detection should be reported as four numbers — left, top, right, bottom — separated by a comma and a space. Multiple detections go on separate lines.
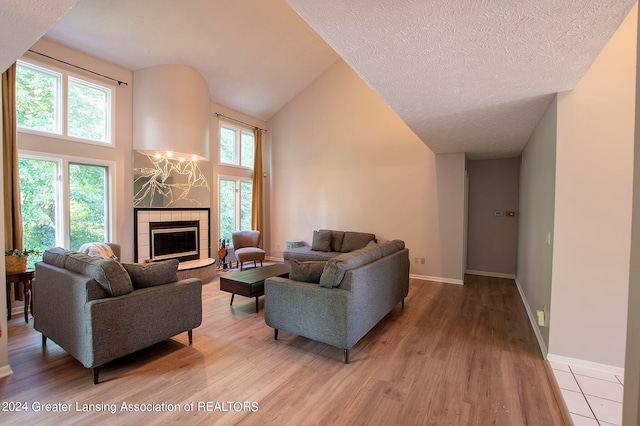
6, 269, 35, 323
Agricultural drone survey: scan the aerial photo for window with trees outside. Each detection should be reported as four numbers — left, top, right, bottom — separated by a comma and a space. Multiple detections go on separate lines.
218, 121, 255, 245
219, 123, 254, 168
16, 59, 113, 144
219, 177, 252, 242
19, 155, 110, 265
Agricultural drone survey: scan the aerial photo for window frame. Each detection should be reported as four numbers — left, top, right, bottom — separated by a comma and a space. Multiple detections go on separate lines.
16, 58, 116, 147
218, 121, 254, 170
218, 175, 253, 243
18, 151, 115, 250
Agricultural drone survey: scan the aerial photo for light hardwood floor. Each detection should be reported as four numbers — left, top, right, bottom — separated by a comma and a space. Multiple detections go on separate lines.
0, 273, 567, 425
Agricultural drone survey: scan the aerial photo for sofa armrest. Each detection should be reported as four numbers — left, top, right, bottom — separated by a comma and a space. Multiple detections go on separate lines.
33, 263, 108, 368
87, 278, 202, 367
264, 277, 351, 349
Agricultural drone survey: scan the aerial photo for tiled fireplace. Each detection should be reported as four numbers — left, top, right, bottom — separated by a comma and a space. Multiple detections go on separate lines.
134, 208, 210, 263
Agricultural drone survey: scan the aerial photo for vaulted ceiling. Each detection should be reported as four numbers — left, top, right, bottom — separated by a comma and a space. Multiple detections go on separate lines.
1, 0, 637, 158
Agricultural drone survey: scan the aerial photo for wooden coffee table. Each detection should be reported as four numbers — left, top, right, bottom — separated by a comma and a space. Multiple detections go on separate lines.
219, 263, 290, 312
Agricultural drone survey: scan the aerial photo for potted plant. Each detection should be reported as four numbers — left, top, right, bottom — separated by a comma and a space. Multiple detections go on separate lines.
5, 248, 41, 274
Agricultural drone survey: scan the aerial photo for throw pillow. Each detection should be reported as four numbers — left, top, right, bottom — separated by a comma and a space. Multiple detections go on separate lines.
341, 231, 376, 252
319, 242, 383, 288
321, 230, 345, 252
289, 259, 326, 284
65, 253, 133, 296
122, 259, 179, 289
311, 230, 332, 252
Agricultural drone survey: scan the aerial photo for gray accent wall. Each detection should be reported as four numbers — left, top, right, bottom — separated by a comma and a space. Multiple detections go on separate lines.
623, 4, 640, 421
467, 158, 520, 276
517, 96, 557, 353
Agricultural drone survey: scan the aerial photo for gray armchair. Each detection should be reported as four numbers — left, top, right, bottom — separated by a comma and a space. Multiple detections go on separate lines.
232, 230, 265, 270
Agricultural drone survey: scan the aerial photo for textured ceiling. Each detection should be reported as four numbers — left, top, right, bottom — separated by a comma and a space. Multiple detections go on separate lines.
0, 0, 79, 73
286, 0, 637, 158
43, 0, 339, 121
7, 0, 637, 158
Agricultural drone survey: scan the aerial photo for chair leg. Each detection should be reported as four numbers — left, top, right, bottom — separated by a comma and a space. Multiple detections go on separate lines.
42, 335, 47, 346
344, 349, 350, 364
260, 260, 263, 267
240, 262, 244, 271
188, 330, 193, 344
93, 366, 100, 384
274, 329, 279, 340
254, 260, 257, 267
230, 294, 235, 306
402, 298, 405, 309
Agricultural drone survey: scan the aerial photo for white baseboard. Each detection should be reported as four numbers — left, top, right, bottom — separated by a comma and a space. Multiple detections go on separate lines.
266, 256, 284, 262
0, 364, 13, 379
514, 278, 625, 378
466, 270, 516, 279
547, 353, 625, 377
514, 277, 548, 358
410, 274, 464, 285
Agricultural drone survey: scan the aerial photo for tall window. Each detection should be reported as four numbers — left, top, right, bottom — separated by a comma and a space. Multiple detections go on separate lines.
218, 121, 255, 243
219, 177, 253, 242
220, 123, 254, 168
16, 59, 113, 144
19, 155, 110, 257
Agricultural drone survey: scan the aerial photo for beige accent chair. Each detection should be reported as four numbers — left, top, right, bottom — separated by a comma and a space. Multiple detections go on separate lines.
232, 230, 265, 270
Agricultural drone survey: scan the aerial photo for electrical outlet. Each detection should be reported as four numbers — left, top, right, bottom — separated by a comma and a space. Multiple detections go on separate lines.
536, 309, 545, 327
277, 244, 281, 250
414, 257, 419, 263
420, 258, 425, 264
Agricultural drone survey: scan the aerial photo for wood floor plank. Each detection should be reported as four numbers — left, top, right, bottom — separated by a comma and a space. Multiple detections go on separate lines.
0, 273, 566, 425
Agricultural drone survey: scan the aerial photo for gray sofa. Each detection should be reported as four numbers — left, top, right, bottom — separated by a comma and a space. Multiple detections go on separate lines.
33, 245, 202, 384
283, 229, 376, 262
265, 240, 409, 363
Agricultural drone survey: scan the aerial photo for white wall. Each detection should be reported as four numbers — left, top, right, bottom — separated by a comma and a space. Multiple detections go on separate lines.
268, 60, 465, 282
467, 158, 520, 276
16, 38, 135, 261
517, 96, 558, 353
550, 5, 637, 368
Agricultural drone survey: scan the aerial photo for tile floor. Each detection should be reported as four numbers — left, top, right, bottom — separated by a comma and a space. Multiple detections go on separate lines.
550, 361, 624, 425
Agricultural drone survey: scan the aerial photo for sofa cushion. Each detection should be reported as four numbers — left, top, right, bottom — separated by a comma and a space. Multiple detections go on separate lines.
235, 247, 266, 262
319, 241, 383, 288
379, 240, 406, 257
321, 229, 345, 252
122, 259, 179, 289
311, 230, 332, 252
42, 247, 71, 268
341, 231, 376, 252
290, 260, 326, 284
65, 253, 133, 296
284, 246, 340, 262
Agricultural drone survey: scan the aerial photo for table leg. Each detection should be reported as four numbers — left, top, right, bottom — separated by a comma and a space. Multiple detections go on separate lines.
5, 283, 10, 321
230, 293, 235, 306
255, 296, 259, 313
24, 280, 30, 323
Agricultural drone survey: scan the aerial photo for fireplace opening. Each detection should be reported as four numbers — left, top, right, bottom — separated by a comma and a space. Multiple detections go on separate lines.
150, 220, 200, 262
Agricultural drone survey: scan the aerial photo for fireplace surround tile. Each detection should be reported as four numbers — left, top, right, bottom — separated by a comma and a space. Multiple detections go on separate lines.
134, 208, 211, 263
